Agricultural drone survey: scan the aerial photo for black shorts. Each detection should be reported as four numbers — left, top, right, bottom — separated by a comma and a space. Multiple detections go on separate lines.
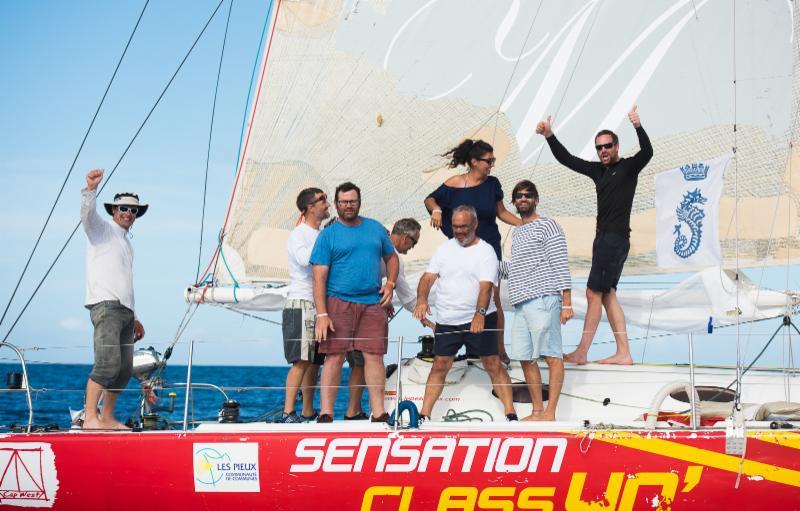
434, 312, 498, 357
587, 231, 630, 293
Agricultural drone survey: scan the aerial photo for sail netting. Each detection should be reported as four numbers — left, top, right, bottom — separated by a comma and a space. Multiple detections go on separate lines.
208, 0, 800, 294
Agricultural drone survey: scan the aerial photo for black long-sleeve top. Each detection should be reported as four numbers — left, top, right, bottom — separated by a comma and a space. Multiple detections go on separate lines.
545, 126, 653, 237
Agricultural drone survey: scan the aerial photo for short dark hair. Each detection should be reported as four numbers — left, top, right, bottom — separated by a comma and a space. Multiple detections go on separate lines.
295, 187, 324, 213
335, 182, 361, 203
595, 129, 618, 145
511, 180, 539, 201
391, 218, 421, 236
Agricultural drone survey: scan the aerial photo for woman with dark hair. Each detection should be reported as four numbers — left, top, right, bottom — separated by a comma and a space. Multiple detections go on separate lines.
424, 139, 521, 358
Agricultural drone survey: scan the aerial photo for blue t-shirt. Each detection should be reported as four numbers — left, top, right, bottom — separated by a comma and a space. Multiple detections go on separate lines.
427, 175, 504, 259
309, 217, 394, 304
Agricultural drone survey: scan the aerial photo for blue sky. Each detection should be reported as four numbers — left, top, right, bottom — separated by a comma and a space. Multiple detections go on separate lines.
1, 1, 798, 370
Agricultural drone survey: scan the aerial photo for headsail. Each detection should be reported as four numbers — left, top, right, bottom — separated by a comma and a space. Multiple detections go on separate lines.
189, 0, 800, 314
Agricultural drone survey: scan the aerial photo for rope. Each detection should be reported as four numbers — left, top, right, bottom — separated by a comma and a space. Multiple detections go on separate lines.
0, 0, 150, 329
196, 0, 235, 283
1, 0, 227, 343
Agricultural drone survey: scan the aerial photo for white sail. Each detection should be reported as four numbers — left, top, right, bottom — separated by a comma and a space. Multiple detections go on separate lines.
191, 0, 800, 317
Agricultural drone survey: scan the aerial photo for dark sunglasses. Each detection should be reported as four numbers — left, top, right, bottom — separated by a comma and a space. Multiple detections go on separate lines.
477, 157, 496, 165
312, 194, 327, 205
595, 142, 615, 151
117, 205, 138, 215
407, 234, 419, 247
513, 192, 536, 200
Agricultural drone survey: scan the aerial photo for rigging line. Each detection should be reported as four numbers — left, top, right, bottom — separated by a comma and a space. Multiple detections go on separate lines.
0, 0, 227, 343
732, 0, 743, 412
492, 1, 544, 143
221, 305, 281, 326
527, 0, 603, 181
0, 0, 151, 330
196, 0, 235, 284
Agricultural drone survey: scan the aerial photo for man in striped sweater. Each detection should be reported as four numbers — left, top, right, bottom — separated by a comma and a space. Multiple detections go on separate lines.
501, 180, 573, 421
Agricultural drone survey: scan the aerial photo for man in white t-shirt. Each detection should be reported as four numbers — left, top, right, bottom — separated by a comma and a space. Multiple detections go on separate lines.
278, 187, 330, 423
413, 205, 517, 421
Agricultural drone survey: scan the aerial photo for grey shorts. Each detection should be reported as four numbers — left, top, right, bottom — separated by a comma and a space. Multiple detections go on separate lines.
87, 300, 134, 391
282, 299, 324, 364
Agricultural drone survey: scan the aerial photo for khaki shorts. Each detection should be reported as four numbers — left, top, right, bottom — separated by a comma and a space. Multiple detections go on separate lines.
319, 296, 388, 355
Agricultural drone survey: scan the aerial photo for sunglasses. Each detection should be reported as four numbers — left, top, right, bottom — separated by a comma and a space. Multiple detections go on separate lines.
407, 234, 419, 247
117, 205, 138, 215
513, 192, 536, 200
595, 142, 615, 151
477, 157, 496, 165
312, 194, 327, 205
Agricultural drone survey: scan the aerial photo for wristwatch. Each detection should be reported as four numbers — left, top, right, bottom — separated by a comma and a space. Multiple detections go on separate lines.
476, 307, 487, 316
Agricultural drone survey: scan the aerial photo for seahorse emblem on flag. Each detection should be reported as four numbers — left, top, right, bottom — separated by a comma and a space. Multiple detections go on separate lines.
673, 189, 707, 259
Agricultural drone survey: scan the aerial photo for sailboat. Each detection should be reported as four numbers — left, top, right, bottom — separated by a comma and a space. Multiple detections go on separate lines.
2, 0, 800, 509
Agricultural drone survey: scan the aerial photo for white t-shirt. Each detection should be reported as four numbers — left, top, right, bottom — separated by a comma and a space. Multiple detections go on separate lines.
426, 238, 498, 325
287, 222, 320, 300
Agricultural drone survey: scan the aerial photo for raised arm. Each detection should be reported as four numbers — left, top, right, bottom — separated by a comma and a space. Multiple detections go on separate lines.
536, 115, 595, 177
81, 168, 110, 242
628, 105, 653, 170
496, 201, 521, 227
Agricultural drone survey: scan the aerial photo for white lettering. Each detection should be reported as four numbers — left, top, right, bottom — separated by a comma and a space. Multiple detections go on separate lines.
495, 438, 533, 472
322, 438, 360, 472
289, 438, 326, 472
417, 437, 456, 472
386, 437, 422, 472
458, 437, 491, 472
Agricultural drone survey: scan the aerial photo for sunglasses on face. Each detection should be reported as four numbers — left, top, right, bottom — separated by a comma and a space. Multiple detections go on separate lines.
513, 192, 536, 200
477, 157, 496, 165
117, 206, 138, 215
595, 142, 615, 151
312, 194, 327, 205
407, 234, 419, 247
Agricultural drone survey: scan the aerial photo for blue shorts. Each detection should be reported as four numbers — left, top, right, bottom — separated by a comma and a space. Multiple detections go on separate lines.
434, 313, 498, 357
510, 295, 563, 360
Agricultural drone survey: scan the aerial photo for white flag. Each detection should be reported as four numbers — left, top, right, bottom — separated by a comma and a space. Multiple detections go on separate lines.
655, 153, 731, 268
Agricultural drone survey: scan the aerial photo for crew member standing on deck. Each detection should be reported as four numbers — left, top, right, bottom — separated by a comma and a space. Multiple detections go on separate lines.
278, 187, 330, 423
424, 140, 521, 361
413, 205, 517, 421
81, 168, 147, 430
536, 106, 653, 365
311, 182, 399, 423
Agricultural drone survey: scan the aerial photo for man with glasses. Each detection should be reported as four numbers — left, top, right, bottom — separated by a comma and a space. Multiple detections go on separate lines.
80, 168, 147, 429
278, 187, 330, 423
501, 181, 572, 420
345, 218, 432, 420
311, 182, 399, 423
413, 205, 517, 421
536, 106, 653, 365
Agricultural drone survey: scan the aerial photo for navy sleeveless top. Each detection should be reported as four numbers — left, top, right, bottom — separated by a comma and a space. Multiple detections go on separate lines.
427, 175, 504, 259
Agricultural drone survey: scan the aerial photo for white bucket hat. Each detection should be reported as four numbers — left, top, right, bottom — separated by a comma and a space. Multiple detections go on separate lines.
104, 192, 149, 217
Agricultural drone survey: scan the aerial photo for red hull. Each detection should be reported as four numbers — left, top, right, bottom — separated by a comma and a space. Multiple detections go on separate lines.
1, 428, 799, 510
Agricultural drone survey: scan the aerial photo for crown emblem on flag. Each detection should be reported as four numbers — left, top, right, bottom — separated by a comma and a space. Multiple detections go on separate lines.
680, 162, 709, 181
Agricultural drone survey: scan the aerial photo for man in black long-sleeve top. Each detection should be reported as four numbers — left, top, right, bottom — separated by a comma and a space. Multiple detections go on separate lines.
536, 106, 653, 365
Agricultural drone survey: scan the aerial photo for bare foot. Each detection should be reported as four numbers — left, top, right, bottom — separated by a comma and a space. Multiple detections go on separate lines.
107, 420, 131, 430
82, 417, 107, 430
531, 412, 556, 421
595, 353, 634, 365
563, 351, 588, 365
522, 410, 543, 421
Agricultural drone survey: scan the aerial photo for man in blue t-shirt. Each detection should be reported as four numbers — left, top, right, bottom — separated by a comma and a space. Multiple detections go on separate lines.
310, 182, 399, 423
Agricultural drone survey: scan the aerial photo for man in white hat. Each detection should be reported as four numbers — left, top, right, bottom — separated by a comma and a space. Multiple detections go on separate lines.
80, 168, 147, 429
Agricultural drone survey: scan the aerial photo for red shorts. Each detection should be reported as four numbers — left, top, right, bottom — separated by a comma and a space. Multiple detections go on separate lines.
319, 296, 388, 355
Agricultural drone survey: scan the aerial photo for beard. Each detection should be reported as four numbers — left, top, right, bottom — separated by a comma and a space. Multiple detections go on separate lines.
456, 232, 476, 247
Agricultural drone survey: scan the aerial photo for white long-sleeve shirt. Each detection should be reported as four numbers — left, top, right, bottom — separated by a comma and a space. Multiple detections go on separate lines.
81, 189, 136, 315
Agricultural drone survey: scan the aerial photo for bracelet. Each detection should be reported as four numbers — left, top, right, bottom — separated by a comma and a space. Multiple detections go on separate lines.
316, 313, 329, 317
386, 280, 396, 289
431, 209, 442, 214
561, 306, 572, 309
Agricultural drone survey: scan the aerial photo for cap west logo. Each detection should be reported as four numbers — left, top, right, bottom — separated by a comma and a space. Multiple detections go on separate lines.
0, 443, 59, 508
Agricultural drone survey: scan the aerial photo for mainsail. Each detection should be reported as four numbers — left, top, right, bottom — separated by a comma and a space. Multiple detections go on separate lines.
188, 0, 800, 326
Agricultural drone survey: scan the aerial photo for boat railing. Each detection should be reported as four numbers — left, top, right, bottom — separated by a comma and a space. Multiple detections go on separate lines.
0, 341, 34, 433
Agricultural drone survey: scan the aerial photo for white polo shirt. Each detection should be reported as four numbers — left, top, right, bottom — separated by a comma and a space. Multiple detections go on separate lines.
81, 189, 136, 315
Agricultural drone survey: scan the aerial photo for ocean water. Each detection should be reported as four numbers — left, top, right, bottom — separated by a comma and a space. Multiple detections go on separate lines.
0, 363, 366, 430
